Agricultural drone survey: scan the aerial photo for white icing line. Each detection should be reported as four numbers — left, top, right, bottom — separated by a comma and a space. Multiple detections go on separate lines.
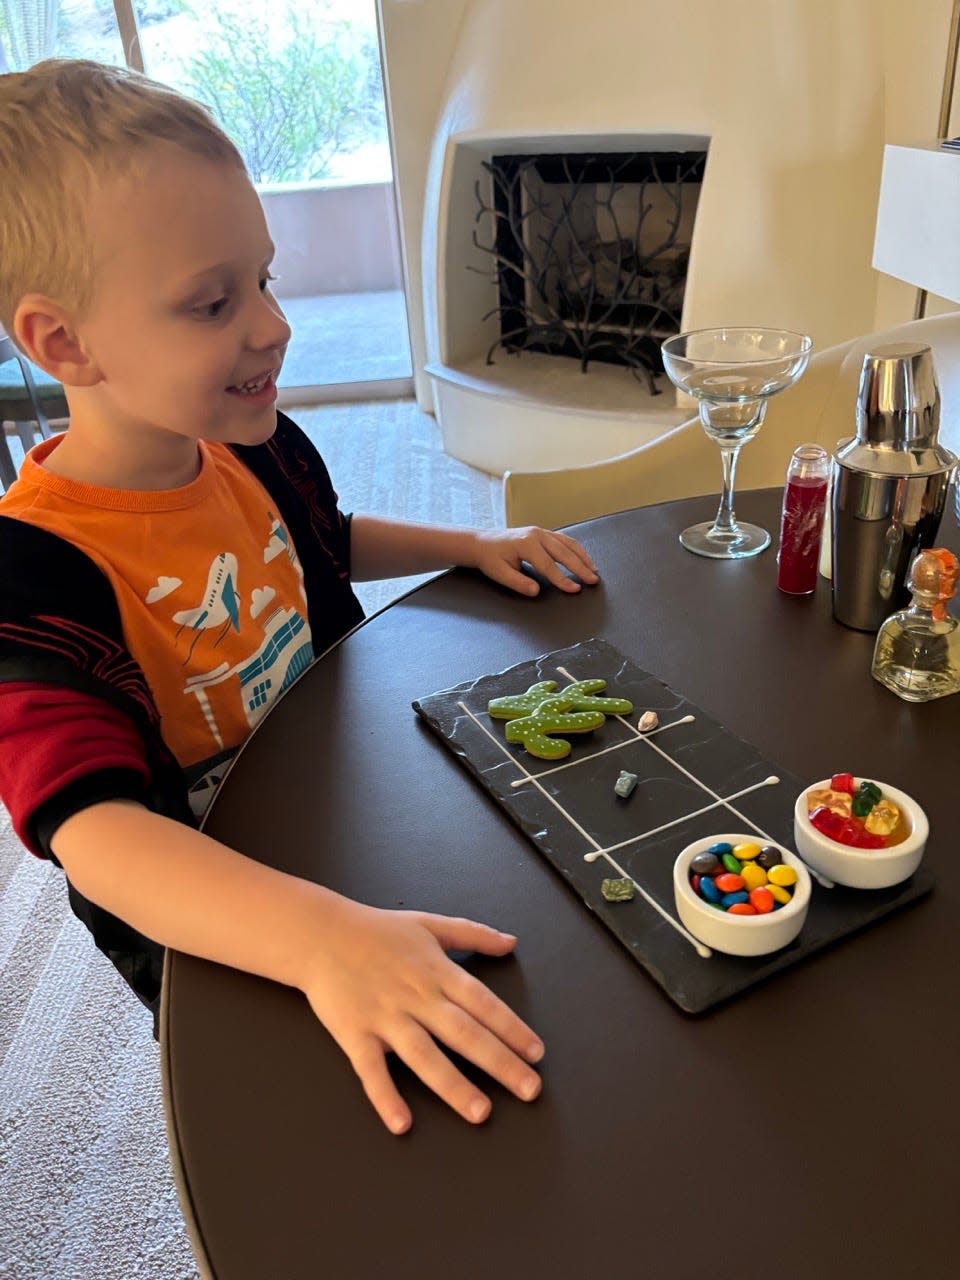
592, 848, 711, 959
457, 700, 710, 958
509, 714, 695, 788
583, 776, 781, 861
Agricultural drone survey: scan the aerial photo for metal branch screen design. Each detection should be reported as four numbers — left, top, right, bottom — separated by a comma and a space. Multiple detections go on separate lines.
473, 151, 707, 390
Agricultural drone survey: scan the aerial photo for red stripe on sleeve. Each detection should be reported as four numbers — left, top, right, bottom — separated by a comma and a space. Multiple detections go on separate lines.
0, 682, 149, 855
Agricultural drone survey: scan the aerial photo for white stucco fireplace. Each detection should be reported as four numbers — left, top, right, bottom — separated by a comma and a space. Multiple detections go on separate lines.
425, 132, 707, 473
379, 0, 953, 477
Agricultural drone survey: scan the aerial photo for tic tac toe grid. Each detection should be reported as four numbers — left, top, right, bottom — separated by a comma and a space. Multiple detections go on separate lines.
413, 637, 932, 1013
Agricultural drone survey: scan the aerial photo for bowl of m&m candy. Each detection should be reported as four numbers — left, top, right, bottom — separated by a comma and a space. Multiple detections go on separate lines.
673, 834, 811, 956
793, 773, 928, 889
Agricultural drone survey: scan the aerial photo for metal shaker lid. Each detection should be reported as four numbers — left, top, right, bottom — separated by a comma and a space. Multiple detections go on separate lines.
835, 343, 958, 476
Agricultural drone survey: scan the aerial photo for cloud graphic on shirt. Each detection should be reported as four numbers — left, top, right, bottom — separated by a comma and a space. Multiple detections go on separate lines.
146, 576, 182, 604
264, 514, 290, 564
250, 586, 276, 619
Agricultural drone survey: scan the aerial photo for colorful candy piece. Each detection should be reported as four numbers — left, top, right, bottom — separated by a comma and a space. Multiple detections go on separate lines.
601, 876, 635, 902
767, 864, 798, 888
740, 862, 768, 891
727, 902, 758, 916
756, 845, 783, 870
504, 695, 605, 759
830, 772, 856, 794
807, 787, 853, 817
864, 799, 900, 836
721, 852, 742, 874
706, 842, 733, 856
851, 780, 882, 817
720, 890, 750, 908
767, 883, 792, 905
733, 842, 761, 861
690, 852, 722, 876
749, 887, 775, 914
715, 872, 745, 893
699, 876, 722, 904
809, 803, 888, 849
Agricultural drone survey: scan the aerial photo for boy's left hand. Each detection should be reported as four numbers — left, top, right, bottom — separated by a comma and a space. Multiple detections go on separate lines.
470, 527, 599, 596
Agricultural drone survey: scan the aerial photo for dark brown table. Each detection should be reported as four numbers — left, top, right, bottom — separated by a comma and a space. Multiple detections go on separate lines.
163, 489, 960, 1280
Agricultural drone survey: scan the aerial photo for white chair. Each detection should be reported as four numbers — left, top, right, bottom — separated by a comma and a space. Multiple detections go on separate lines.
0, 332, 67, 491
503, 312, 960, 529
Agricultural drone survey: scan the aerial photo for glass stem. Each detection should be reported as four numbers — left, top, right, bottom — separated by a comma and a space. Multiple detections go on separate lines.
711, 444, 741, 535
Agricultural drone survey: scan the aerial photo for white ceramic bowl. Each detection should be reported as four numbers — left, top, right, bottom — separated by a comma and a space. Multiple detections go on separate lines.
793, 778, 928, 890
673, 833, 811, 957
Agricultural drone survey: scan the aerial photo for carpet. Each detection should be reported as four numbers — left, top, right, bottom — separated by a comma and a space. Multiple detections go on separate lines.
0, 400, 501, 1280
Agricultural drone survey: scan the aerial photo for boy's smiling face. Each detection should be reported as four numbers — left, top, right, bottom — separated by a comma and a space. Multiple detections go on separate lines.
70, 143, 291, 466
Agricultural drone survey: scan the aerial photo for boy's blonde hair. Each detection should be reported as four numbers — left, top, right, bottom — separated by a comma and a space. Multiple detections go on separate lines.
0, 58, 246, 334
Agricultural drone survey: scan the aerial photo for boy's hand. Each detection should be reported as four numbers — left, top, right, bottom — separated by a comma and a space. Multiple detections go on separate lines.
470, 527, 599, 596
299, 899, 544, 1134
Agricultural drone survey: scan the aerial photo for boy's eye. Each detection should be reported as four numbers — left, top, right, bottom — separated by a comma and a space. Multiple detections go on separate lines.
194, 296, 229, 319
260, 273, 277, 292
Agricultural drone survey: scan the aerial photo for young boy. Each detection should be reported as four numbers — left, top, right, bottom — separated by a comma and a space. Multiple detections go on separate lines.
0, 60, 599, 1136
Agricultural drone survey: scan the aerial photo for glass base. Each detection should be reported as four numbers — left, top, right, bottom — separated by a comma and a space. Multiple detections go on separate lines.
679, 521, 771, 559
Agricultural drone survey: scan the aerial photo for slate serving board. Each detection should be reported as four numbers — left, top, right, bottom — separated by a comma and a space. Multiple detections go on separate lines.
412, 637, 933, 1013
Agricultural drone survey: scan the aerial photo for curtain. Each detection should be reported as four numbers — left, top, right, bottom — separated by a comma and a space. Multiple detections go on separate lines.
0, 0, 59, 72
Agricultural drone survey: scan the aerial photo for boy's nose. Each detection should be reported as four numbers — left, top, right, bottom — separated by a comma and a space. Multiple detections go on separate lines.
253, 292, 292, 353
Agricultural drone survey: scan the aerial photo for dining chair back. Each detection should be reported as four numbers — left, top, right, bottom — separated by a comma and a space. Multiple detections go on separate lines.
0, 332, 68, 491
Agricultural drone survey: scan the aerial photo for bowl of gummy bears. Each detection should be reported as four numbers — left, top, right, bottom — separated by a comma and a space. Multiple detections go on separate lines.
793, 773, 928, 889
673, 834, 811, 957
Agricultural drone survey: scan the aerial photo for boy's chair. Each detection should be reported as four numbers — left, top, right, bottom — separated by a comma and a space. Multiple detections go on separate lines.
503, 312, 960, 529
0, 333, 68, 491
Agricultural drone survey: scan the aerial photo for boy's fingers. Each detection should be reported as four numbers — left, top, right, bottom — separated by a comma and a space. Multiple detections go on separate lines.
421, 916, 545, 1064
441, 967, 545, 1066
424, 1002, 542, 1103
393, 1022, 493, 1125
524, 548, 583, 593
348, 1035, 412, 1135
423, 914, 518, 955
545, 532, 599, 579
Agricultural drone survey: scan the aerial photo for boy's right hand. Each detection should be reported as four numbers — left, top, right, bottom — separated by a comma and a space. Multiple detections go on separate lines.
297, 898, 545, 1134
49, 799, 541, 1135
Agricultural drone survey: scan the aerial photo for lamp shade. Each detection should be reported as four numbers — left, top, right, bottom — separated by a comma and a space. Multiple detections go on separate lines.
872, 143, 960, 304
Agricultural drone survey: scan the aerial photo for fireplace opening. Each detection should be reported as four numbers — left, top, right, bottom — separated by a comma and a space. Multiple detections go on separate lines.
473, 150, 707, 392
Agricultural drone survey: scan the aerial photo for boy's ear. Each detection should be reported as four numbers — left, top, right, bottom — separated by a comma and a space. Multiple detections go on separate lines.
13, 294, 103, 387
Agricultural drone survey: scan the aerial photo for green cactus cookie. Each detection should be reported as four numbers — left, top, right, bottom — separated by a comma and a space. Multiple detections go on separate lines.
556, 679, 633, 716
504, 695, 606, 760
487, 681, 558, 720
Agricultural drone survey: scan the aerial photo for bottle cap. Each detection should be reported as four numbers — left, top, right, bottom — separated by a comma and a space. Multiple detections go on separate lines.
908, 547, 959, 621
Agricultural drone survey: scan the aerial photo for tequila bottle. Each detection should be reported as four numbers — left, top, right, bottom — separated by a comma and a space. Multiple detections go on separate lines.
871, 548, 960, 702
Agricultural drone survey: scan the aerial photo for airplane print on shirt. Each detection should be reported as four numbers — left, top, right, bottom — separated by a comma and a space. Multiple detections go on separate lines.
144, 511, 314, 789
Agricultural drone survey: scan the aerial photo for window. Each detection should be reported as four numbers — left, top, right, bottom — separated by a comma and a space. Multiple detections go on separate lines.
1, 0, 411, 393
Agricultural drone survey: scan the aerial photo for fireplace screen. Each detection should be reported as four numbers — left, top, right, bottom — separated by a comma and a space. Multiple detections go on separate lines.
474, 150, 707, 390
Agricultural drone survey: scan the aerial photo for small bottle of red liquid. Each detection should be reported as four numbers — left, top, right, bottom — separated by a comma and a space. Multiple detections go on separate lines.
777, 443, 829, 595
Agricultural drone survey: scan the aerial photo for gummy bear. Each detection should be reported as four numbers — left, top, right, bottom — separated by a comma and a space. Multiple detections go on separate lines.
810, 806, 846, 841
809, 806, 886, 849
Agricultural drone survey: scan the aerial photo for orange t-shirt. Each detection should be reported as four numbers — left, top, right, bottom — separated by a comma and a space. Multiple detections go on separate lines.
1, 436, 314, 806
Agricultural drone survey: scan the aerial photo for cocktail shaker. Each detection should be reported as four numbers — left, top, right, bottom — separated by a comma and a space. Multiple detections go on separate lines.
831, 343, 957, 631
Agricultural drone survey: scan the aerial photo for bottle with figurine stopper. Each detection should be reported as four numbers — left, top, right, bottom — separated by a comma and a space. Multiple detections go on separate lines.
870, 547, 960, 702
